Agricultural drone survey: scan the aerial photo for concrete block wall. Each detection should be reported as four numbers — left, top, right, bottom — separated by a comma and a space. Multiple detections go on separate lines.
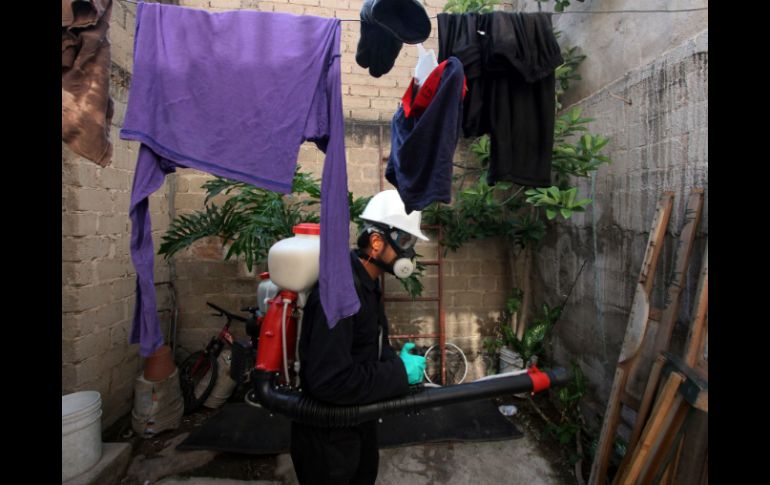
62, 1, 178, 427
533, 30, 708, 429
509, 0, 709, 108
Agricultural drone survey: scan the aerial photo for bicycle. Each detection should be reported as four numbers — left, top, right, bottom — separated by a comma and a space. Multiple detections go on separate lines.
178, 302, 260, 414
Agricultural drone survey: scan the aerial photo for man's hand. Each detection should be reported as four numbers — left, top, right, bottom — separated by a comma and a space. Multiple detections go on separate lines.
399, 342, 426, 384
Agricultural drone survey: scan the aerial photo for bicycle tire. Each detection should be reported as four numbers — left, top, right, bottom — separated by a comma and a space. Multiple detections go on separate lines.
423, 343, 469, 385
179, 350, 218, 414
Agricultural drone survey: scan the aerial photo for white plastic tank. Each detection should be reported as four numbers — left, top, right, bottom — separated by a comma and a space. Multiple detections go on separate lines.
257, 272, 279, 315
268, 223, 320, 293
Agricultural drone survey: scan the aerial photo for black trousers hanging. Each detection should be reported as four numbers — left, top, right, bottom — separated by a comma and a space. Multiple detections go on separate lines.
290, 420, 380, 485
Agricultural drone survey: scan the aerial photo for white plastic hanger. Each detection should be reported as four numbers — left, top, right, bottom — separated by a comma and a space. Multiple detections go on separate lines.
413, 43, 438, 87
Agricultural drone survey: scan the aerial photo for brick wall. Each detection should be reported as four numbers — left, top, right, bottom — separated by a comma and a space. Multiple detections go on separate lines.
61, 1, 176, 427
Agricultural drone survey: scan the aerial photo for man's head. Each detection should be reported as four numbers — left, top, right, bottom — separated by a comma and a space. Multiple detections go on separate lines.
356, 190, 429, 278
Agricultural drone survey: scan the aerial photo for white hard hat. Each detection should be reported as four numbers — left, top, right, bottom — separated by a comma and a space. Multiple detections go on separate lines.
360, 190, 429, 241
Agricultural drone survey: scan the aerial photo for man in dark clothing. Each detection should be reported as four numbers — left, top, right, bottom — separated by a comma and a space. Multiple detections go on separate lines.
290, 190, 429, 485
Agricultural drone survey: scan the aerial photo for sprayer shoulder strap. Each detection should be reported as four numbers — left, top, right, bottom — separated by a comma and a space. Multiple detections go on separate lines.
351, 265, 365, 302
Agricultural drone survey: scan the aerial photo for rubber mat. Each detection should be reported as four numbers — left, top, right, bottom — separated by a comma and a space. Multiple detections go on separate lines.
377, 398, 523, 448
177, 399, 522, 454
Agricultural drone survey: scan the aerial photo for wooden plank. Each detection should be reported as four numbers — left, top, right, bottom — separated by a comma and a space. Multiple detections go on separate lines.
620, 391, 642, 415
591, 286, 649, 485
640, 397, 689, 483
589, 193, 674, 485
685, 244, 708, 367
625, 190, 703, 392
629, 191, 703, 397
659, 352, 708, 413
652, 189, 704, 359
648, 307, 663, 322
674, 410, 709, 485
693, 388, 708, 413
695, 316, 708, 378
639, 192, 675, 295
622, 191, 704, 460
659, 437, 684, 485
623, 316, 660, 402
616, 371, 685, 484
619, 355, 666, 477
668, 438, 686, 485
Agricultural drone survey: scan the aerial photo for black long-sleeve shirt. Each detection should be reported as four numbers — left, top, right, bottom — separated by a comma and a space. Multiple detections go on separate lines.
297, 251, 409, 405
438, 12, 563, 188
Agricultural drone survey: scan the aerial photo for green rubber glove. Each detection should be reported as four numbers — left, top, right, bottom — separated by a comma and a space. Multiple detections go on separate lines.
399, 342, 426, 385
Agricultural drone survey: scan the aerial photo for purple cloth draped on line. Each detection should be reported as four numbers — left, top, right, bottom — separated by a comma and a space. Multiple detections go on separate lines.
121, 3, 359, 357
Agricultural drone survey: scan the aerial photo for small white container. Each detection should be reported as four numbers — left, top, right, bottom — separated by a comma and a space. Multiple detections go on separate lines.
257, 272, 280, 315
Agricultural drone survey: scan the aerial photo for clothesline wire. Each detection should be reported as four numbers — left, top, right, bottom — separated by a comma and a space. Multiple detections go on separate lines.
115, 1, 706, 17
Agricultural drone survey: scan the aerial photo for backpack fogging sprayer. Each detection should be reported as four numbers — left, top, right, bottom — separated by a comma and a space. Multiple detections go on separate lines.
247, 223, 570, 427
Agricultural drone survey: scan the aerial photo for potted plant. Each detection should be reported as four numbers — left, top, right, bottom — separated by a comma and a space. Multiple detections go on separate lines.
484, 292, 562, 375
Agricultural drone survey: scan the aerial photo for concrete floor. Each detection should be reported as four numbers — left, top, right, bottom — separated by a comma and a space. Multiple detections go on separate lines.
153, 432, 566, 485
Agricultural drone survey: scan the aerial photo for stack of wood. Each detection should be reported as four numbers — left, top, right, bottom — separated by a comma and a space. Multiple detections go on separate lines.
587, 189, 708, 485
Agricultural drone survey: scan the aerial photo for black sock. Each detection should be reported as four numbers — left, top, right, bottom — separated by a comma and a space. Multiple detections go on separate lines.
355, 18, 403, 78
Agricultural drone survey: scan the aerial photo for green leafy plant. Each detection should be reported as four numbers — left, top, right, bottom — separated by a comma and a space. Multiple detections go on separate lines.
484, 299, 562, 366
552, 108, 611, 187
554, 41, 587, 110
159, 167, 322, 271
547, 361, 587, 444
443, 0, 500, 14
423, 83, 610, 257
516, 302, 562, 364
159, 167, 425, 297
483, 289, 523, 358
524, 186, 592, 221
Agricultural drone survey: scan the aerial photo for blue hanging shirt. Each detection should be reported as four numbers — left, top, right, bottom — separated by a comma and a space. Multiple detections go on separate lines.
386, 57, 466, 214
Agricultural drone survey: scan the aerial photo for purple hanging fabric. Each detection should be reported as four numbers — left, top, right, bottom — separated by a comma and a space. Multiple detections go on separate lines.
121, 3, 359, 356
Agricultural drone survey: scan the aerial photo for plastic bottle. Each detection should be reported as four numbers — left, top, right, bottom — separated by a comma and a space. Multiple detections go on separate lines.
257, 272, 279, 315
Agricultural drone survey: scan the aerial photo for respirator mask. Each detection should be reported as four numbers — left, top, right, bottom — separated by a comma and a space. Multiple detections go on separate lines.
360, 225, 419, 278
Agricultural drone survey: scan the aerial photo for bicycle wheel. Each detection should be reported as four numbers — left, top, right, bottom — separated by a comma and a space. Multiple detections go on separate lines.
423, 343, 469, 386
179, 350, 218, 414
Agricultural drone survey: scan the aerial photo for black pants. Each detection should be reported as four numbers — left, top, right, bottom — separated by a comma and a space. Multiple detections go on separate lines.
290, 420, 380, 485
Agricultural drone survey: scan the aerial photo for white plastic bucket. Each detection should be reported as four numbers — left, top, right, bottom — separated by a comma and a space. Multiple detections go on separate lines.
499, 348, 534, 397
499, 347, 524, 374
62, 391, 103, 481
